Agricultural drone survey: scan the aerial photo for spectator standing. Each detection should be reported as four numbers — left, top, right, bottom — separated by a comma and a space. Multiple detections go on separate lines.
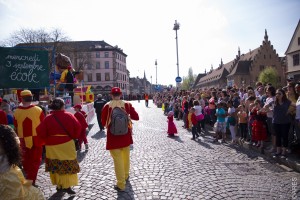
182, 96, 189, 129
13, 90, 45, 186
213, 102, 227, 143
251, 99, 267, 148
193, 100, 204, 134
237, 105, 248, 142
227, 101, 237, 144
273, 89, 292, 158
294, 82, 300, 148
190, 107, 199, 140
262, 86, 276, 152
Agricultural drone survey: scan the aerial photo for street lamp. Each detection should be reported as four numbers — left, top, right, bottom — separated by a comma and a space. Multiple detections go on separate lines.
173, 20, 180, 83
155, 59, 158, 89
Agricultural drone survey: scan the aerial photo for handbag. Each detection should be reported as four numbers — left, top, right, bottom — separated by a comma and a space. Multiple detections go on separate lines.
52, 115, 80, 151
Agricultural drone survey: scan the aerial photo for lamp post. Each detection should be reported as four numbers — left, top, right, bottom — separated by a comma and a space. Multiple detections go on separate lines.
155, 59, 158, 90
173, 20, 180, 85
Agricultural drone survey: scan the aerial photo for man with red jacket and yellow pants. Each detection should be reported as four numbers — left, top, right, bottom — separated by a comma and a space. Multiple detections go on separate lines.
13, 90, 45, 186
101, 87, 139, 192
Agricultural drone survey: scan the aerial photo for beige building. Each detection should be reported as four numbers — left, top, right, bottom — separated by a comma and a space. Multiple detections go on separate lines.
59, 41, 129, 96
286, 19, 300, 81
17, 40, 129, 96
195, 30, 286, 89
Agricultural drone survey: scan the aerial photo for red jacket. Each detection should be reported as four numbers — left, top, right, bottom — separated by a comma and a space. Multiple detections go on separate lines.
101, 100, 139, 150
0, 110, 8, 125
74, 111, 88, 133
36, 110, 81, 146
191, 113, 198, 126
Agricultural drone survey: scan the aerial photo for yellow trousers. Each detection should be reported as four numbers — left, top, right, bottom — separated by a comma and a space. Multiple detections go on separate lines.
109, 146, 130, 190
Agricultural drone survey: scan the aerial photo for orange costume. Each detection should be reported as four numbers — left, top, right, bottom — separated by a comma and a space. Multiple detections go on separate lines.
13, 104, 45, 184
74, 111, 88, 148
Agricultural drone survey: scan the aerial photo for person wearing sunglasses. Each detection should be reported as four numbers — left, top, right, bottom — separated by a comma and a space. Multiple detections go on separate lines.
272, 89, 292, 158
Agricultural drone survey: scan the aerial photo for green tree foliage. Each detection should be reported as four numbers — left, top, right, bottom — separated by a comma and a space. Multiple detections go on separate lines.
181, 67, 196, 90
258, 67, 279, 87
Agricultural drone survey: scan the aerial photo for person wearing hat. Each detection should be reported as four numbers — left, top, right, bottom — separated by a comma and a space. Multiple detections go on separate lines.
13, 90, 45, 187
73, 104, 88, 150
101, 87, 139, 192
94, 94, 107, 131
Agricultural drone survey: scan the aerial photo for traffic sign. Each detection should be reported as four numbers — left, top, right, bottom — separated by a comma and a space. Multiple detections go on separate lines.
175, 76, 182, 83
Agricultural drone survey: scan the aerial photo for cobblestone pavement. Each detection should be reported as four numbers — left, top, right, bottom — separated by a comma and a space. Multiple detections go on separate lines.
37, 100, 300, 200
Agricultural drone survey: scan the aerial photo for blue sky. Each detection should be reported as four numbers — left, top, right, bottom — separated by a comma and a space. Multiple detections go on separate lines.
0, 0, 299, 86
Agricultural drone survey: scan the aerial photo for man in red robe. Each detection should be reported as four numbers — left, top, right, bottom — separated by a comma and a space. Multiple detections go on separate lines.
13, 90, 45, 186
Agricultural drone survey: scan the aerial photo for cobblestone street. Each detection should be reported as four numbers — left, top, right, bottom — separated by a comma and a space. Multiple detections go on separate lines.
37, 100, 300, 200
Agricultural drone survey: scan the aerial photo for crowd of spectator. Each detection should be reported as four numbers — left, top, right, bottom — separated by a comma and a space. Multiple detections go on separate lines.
152, 80, 300, 158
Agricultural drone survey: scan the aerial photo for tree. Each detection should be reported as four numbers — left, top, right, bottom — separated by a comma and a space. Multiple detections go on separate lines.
0, 28, 70, 47
181, 67, 196, 90
258, 67, 279, 87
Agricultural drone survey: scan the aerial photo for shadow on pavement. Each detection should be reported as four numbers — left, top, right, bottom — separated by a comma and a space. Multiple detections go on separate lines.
47, 191, 68, 200
91, 130, 106, 140
167, 135, 184, 143
116, 180, 135, 200
77, 151, 88, 163
196, 139, 214, 149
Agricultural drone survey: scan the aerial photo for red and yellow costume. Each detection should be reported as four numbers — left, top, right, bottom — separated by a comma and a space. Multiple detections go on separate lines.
13, 105, 45, 184
101, 100, 139, 190
36, 110, 81, 189
74, 111, 88, 147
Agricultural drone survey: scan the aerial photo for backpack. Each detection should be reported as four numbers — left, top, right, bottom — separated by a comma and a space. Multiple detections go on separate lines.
65, 70, 74, 90
110, 107, 129, 135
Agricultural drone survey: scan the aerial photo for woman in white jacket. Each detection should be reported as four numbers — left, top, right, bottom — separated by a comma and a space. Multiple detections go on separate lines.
193, 100, 204, 134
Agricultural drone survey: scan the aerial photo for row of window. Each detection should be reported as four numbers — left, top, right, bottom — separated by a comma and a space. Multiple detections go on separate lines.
87, 73, 127, 82
84, 61, 126, 71
86, 61, 110, 70
95, 51, 126, 62
96, 52, 109, 58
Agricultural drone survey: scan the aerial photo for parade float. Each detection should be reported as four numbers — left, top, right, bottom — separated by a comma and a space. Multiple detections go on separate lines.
0, 47, 95, 125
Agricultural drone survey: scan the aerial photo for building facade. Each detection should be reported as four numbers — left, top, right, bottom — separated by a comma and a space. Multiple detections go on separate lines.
61, 41, 129, 96
286, 19, 300, 81
194, 30, 286, 89
17, 40, 129, 96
